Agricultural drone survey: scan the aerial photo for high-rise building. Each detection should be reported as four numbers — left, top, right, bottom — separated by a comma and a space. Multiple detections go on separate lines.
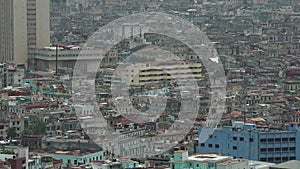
27, 0, 50, 51
0, 0, 27, 65
0, 0, 50, 67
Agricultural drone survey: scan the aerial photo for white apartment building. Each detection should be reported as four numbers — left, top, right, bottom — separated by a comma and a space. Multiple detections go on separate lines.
27, 0, 50, 50
0, 63, 25, 88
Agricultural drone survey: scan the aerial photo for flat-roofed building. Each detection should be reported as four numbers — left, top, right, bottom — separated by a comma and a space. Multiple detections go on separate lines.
33, 46, 118, 73
116, 60, 203, 86
170, 150, 249, 169
199, 121, 300, 163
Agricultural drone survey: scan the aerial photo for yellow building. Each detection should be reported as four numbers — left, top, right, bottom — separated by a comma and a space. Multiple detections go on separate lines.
117, 60, 203, 86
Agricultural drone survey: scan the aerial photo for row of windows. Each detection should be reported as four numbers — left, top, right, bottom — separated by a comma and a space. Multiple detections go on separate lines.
232, 136, 254, 142
140, 67, 201, 72
260, 137, 295, 142
260, 156, 295, 162
200, 143, 296, 152
138, 76, 201, 83
200, 143, 219, 148
45, 53, 101, 57
139, 79, 171, 83
68, 155, 102, 165
260, 147, 296, 152
139, 72, 201, 77
170, 163, 201, 169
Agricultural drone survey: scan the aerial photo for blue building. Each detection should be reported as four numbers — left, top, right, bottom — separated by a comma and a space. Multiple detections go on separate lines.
199, 121, 300, 164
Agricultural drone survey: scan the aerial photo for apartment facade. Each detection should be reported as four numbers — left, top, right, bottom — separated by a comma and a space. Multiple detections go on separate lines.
0, 0, 50, 67
117, 60, 203, 86
33, 46, 109, 73
0, 0, 27, 65
38, 150, 103, 167
199, 121, 300, 164
0, 63, 25, 88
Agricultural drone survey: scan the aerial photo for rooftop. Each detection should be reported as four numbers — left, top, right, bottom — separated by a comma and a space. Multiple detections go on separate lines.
270, 160, 300, 169
188, 154, 232, 162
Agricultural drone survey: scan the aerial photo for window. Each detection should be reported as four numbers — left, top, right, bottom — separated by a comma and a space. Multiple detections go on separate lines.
267, 138, 274, 142
275, 148, 281, 151
260, 138, 266, 142
240, 137, 244, 141
249, 138, 254, 142
282, 138, 288, 142
200, 143, 205, 147
233, 146, 237, 150
260, 158, 267, 161
275, 157, 281, 161
74, 160, 77, 165
208, 144, 212, 148
282, 157, 288, 161
275, 138, 281, 142
233, 137, 237, 141
282, 147, 289, 151
268, 157, 274, 162
260, 148, 266, 152
268, 148, 274, 152
289, 137, 296, 142
215, 144, 219, 148
289, 147, 296, 151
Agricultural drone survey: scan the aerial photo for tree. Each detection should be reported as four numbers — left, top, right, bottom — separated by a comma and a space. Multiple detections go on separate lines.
7, 127, 17, 139
24, 120, 46, 135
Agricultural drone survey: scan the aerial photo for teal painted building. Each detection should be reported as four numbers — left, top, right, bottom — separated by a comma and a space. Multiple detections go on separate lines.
38, 150, 103, 167
118, 158, 140, 168
170, 150, 222, 169
170, 150, 248, 169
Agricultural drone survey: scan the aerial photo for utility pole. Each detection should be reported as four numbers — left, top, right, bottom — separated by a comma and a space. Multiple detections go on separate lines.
55, 44, 58, 76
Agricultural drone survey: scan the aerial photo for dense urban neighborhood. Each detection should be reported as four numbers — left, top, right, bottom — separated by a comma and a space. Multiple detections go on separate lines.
1, 0, 300, 169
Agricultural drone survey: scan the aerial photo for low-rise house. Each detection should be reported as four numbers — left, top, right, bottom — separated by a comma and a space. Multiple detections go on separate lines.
170, 150, 249, 169
37, 150, 103, 168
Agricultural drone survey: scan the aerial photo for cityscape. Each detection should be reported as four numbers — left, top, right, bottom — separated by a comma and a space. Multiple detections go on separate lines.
1, 0, 300, 169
